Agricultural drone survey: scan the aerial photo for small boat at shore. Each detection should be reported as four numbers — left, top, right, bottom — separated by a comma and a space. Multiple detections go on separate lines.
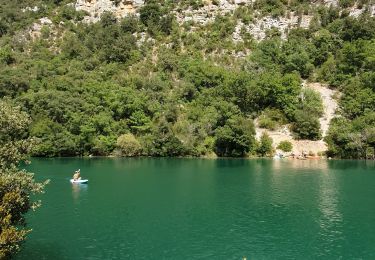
70, 179, 88, 184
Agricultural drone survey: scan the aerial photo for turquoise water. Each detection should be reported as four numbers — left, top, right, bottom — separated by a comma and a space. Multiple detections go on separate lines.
16, 158, 375, 259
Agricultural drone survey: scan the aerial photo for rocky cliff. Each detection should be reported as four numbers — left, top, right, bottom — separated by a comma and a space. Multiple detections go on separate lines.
75, 0, 144, 22
74, 0, 375, 40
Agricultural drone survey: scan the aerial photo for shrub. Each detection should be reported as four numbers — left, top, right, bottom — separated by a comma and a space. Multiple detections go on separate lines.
215, 116, 256, 157
120, 15, 139, 33
298, 88, 324, 117
256, 133, 274, 156
277, 140, 293, 152
0, 100, 48, 258
292, 110, 322, 140
116, 133, 142, 156
258, 108, 287, 130
339, 0, 355, 8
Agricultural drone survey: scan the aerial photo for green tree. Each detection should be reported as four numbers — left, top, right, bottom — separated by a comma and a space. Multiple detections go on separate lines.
256, 133, 274, 156
0, 100, 47, 258
0, 46, 14, 65
120, 15, 139, 33
116, 133, 142, 156
292, 110, 322, 140
277, 140, 293, 152
258, 108, 287, 130
298, 88, 324, 117
215, 116, 256, 157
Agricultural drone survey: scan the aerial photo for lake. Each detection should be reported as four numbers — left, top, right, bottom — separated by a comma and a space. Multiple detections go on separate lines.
16, 158, 375, 259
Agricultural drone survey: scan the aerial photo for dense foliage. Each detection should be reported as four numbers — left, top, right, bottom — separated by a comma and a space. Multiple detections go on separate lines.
0, 100, 47, 259
0, 0, 374, 158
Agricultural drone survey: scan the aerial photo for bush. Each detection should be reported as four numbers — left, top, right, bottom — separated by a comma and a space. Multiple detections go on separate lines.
120, 15, 139, 33
258, 108, 287, 130
0, 100, 47, 258
254, 0, 286, 17
298, 88, 324, 117
116, 133, 142, 156
92, 135, 116, 155
339, 0, 355, 8
140, 2, 161, 26
215, 116, 256, 157
277, 140, 293, 152
0, 46, 14, 65
256, 133, 274, 156
292, 110, 322, 140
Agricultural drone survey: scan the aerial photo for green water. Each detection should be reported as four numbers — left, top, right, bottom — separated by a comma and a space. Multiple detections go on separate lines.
16, 158, 375, 259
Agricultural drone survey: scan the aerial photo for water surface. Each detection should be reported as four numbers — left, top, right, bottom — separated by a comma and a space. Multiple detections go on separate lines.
17, 158, 375, 259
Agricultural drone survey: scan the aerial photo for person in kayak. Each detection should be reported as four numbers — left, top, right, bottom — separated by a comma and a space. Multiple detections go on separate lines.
73, 169, 81, 181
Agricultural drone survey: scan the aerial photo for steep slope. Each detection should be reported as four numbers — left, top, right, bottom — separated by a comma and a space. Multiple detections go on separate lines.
307, 82, 338, 138
75, 0, 375, 40
0, 0, 374, 158
255, 82, 339, 155
75, 0, 144, 22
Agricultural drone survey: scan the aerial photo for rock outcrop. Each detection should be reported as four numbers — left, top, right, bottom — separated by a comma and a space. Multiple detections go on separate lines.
29, 17, 53, 40
234, 14, 313, 41
75, 0, 144, 23
74, 0, 375, 40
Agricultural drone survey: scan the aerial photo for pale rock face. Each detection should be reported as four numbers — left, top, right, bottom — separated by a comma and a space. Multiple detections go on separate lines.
175, 0, 245, 25
29, 17, 53, 40
39, 17, 53, 25
74, 0, 375, 41
323, 0, 338, 7
233, 13, 313, 41
175, 0, 310, 40
234, 0, 249, 4
349, 4, 375, 17
75, 0, 144, 23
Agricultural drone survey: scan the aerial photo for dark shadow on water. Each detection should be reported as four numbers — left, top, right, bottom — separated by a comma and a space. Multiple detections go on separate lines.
327, 159, 375, 170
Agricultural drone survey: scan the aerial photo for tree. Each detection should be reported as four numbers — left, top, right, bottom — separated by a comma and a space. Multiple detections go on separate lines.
0, 46, 14, 65
100, 12, 117, 27
257, 133, 274, 156
298, 88, 324, 117
116, 133, 142, 156
139, 1, 164, 35
215, 116, 256, 157
0, 100, 47, 258
292, 110, 322, 140
120, 15, 139, 33
140, 2, 161, 26
258, 108, 288, 130
277, 140, 293, 152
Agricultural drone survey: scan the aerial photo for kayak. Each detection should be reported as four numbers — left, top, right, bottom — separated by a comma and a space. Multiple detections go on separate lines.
70, 179, 88, 184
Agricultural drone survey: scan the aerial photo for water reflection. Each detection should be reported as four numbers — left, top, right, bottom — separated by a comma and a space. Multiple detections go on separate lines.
317, 162, 344, 256
72, 183, 88, 201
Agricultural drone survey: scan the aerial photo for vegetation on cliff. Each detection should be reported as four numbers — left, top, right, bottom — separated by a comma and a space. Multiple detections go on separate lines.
0, 0, 374, 158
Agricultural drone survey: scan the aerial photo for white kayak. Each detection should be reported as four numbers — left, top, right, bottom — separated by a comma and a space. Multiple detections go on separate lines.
70, 179, 88, 184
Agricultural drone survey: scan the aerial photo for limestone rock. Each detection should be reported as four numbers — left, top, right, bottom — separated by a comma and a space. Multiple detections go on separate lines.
22, 6, 40, 12
75, 0, 144, 23
29, 17, 53, 40
74, 0, 375, 42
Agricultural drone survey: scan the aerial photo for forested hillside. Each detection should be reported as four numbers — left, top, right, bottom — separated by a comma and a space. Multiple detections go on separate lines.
0, 0, 374, 158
